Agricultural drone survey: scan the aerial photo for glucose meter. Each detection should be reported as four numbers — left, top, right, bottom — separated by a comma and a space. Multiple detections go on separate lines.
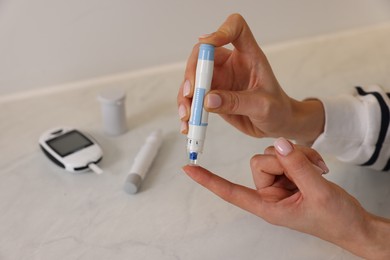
39, 127, 103, 173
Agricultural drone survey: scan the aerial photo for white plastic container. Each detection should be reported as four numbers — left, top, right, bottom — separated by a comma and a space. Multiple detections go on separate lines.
98, 89, 128, 136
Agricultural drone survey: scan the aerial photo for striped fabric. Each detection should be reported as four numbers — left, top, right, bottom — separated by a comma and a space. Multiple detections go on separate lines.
312, 85, 390, 171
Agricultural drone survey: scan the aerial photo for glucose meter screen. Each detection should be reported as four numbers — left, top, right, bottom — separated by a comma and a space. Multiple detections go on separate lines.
47, 130, 93, 157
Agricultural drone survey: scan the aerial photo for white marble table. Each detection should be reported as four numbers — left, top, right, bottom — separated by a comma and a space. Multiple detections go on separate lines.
1, 24, 390, 260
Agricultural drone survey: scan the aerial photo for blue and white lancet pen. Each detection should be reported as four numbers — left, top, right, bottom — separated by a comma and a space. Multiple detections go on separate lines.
187, 44, 215, 165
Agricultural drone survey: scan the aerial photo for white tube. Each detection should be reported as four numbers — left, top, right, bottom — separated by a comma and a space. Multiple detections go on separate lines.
123, 129, 163, 194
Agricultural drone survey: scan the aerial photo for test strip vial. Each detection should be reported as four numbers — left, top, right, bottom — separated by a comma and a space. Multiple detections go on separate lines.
98, 89, 128, 136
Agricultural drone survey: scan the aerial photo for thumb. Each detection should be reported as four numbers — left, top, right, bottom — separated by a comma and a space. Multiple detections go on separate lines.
205, 89, 258, 115
273, 137, 325, 194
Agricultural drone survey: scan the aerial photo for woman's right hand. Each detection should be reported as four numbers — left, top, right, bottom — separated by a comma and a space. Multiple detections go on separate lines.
177, 13, 324, 144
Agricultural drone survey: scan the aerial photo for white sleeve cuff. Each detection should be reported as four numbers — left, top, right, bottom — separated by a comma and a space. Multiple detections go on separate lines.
312, 85, 390, 170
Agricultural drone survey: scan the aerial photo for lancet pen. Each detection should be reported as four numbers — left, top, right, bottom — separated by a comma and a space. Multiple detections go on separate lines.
187, 44, 215, 165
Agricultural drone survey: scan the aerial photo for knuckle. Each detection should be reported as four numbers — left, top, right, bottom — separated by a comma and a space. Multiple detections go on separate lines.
314, 186, 333, 205
287, 156, 311, 178
298, 145, 325, 164
192, 42, 201, 52
263, 146, 275, 155
229, 13, 245, 23
177, 89, 184, 103
250, 155, 261, 170
222, 184, 235, 202
251, 94, 271, 119
226, 92, 240, 113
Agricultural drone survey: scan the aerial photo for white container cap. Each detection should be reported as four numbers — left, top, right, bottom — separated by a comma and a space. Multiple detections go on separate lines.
98, 89, 126, 105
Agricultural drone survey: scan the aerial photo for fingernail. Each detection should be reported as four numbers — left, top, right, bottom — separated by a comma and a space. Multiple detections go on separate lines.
180, 121, 187, 134
317, 160, 330, 174
199, 33, 213, 39
183, 80, 191, 97
206, 93, 222, 109
178, 105, 187, 120
274, 137, 293, 156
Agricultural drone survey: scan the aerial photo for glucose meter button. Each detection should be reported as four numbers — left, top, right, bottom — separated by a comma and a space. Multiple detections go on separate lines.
51, 129, 63, 135
124, 173, 142, 194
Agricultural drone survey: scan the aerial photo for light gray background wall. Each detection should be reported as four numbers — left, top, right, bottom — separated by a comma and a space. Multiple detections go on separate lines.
1, 0, 390, 95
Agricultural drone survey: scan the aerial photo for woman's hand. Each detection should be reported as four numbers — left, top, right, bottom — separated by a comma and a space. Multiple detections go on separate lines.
182, 138, 390, 259
177, 14, 324, 144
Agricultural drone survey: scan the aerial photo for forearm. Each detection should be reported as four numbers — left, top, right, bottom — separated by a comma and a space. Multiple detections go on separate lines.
340, 213, 390, 259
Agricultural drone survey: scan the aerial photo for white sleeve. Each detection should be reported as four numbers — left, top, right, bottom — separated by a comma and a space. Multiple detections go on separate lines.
312, 85, 390, 171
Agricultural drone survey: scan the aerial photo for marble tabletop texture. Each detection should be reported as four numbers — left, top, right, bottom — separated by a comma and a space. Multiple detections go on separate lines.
1, 23, 390, 260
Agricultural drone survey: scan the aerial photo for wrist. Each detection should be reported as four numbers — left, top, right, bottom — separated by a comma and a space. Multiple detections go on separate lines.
289, 99, 325, 145
362, 214, 390, 259
337, 212, 390, 259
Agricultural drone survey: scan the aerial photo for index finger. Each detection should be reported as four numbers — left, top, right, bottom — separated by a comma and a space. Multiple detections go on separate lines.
181, 43, 200, 99
183, 165, 264, 216
199, 13, 261, 54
